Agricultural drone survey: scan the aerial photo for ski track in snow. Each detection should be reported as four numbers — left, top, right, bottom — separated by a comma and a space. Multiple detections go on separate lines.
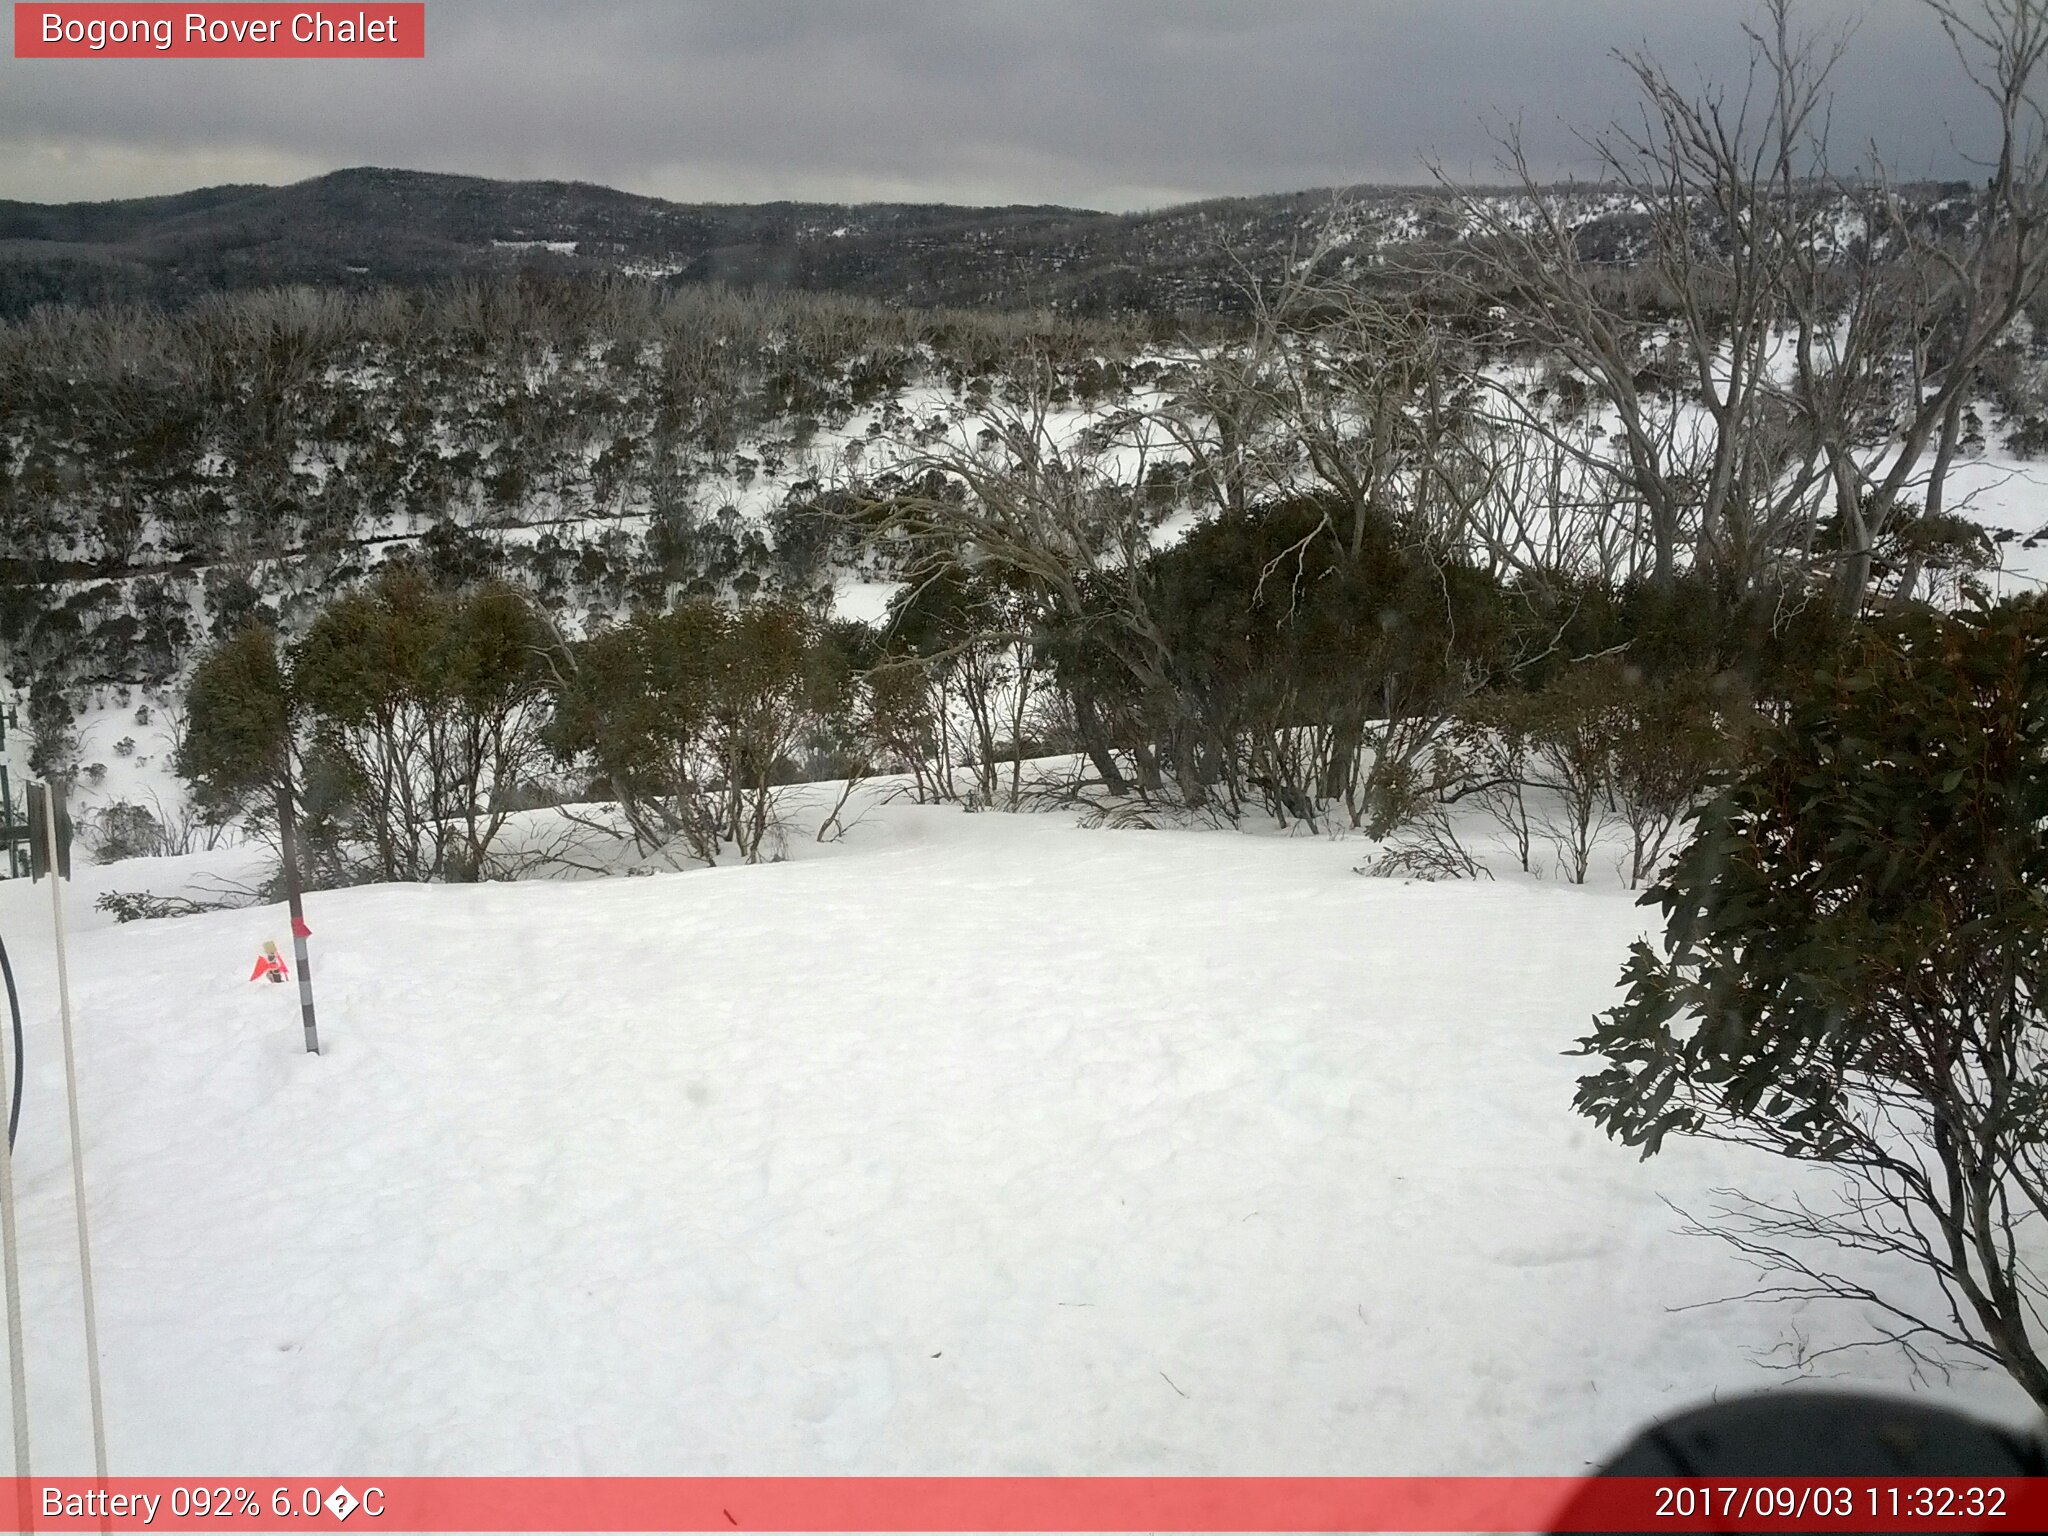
0, 799, 2035, 1475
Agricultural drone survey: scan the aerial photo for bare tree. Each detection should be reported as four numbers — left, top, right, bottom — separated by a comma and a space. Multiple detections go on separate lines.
865, 353, 1196, 800
1150, 231, 1516, 809
1793, 0, 2048, 612
1439, 0, 2048, 614
1436, 2, 1848, 600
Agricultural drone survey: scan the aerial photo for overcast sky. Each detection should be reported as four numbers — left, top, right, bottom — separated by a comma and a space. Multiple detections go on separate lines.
0, 1, 2008, 210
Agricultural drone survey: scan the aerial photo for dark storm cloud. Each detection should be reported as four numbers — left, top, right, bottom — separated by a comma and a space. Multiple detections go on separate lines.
0, 1, 2002, 208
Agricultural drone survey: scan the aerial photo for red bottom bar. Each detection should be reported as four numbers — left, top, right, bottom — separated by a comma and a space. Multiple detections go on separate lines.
8, 1476, 2045, 1533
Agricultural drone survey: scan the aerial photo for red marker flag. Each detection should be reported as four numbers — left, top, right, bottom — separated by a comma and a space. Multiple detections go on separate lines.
250, 941, 289, 983
291, 915, 313, 940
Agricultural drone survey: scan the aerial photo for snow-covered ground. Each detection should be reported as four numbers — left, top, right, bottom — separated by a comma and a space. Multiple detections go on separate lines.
0, 788, 2036, 1477
1947, 450, 2048, 594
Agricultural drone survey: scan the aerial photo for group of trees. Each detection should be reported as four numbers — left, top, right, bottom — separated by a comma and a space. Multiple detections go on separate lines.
1437, 0, 2048, 616
178, 568, 857, 877
1498, 0, 2048, 1416
174, 482, 1821, 894
0, 277, 1139, 697
179, 574, 552, 884
855, 458, 1821, 884
547, 598, 852, 864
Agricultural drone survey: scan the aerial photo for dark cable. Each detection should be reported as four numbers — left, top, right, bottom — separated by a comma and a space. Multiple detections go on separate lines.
0, 928, 20, 1149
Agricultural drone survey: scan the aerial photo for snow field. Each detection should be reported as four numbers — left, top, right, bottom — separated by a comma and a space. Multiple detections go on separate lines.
0, 793, 2036, 1478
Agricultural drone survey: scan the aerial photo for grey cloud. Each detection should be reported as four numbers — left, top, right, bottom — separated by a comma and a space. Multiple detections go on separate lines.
0, 1, 2007, 209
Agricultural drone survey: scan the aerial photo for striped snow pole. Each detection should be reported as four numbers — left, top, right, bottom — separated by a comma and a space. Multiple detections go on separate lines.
275, 786, 320, 1055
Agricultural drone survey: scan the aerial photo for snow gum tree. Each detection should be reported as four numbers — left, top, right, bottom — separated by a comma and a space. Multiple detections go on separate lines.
546, 597, 847, 865
881, 565, 1044, 809
290, 571, 554, 882
173, 621, 328, 913
176, 623, 294, 825
547, 602, 726, 864
1134, 493, 1510, 832
703, 600, 852, 860
1574, 596, 2048, 1407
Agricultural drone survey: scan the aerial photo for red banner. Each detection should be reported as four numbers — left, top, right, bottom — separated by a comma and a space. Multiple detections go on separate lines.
13, 5, 424, 58
7, 1476, 2047, 1532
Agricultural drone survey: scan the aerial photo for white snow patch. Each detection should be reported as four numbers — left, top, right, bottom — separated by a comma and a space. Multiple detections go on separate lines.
831, 579, 906, 626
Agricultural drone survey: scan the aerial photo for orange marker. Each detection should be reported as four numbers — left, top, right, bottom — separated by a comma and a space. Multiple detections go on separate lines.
250, 940, 289, 983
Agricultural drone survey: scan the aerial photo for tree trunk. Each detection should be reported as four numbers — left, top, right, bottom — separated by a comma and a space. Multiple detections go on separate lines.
1322, 714, 1364, 802
1130, 740, 1163, 796
1070, 690, 1130, 796
1835, 540, 1875, 620
1171, 731, 1207, 809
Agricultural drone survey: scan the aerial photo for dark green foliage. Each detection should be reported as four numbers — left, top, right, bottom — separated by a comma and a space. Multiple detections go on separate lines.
1516, 570, 1849, 700
850, 627, 949, 804
129, 578, 191, 678
547, 597, 846, 863
547, 601, 726, 853
178, 576, 556, 884
417, 521, 503, 589
1869, 510, 2000, 607
293, 575, 442, 728
1600, 665, 1750, 887
1152, 495, 1505, 701
22, 679, 78, 779
882, 564, 1045, 806
202, 569, 275, 642
1467, 658, 1744, 885
765, 492, 861, 590
1574, 597, 2048, 1406
1072, 494, 1511, 823
292, 570, 554, 882
175, 625, 292, 802
1576, 597, 2048, 1153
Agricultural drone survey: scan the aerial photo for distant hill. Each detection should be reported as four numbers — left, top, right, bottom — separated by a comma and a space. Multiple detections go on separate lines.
0, 166, 1492, 319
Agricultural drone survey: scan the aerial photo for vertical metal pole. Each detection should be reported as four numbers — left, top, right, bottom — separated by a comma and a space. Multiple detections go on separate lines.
0, 930, 31, 1522
276, 786, 319, 1055
1, 694, 18, 878
41, 782, 107, 1482
0, 674, 26, 1524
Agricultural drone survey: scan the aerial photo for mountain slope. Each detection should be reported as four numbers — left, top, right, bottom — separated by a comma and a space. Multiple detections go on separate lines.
0, 166, 1467, 318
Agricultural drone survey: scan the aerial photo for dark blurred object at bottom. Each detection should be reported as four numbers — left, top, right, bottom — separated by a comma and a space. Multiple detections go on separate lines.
1551, 1390, 2046, 1534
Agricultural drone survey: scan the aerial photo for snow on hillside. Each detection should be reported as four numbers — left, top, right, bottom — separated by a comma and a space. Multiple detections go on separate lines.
491, 239, 580, 256
0, 791, 2034, 1477
830, 579, 907, 626
1948, 451, 2048, 593
53, 690, 187, 827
